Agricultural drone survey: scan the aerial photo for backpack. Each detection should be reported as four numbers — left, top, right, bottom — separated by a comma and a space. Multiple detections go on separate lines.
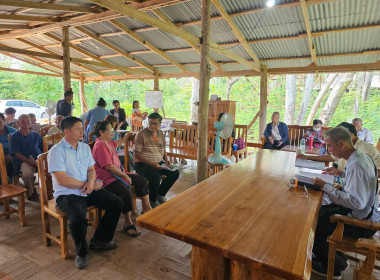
233, 138, 245, 150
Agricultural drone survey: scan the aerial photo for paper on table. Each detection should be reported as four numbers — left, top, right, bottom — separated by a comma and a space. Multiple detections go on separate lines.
295, 159, 326, 170
295, 169, 334, 185
161, 163, 178, 171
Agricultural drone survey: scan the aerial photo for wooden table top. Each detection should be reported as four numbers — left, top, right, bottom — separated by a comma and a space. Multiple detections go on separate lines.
281, 145, 323, 155
137, 149, 323, 280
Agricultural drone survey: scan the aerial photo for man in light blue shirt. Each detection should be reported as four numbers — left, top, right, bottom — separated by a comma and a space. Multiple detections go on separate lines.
48, 116, 123, 270
310, 127, 378, 278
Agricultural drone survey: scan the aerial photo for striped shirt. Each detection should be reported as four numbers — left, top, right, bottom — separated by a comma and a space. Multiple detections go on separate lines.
134, 128, 165, 164
357, 128, 374, 145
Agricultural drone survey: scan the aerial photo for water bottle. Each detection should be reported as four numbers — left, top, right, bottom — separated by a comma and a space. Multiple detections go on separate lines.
300, 137, 306, 153
233, 144, 238, 151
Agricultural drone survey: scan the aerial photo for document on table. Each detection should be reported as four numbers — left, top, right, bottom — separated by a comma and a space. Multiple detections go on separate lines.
295, 159, 326, 170
161, 163, 178, 171
295, 168, 334, 185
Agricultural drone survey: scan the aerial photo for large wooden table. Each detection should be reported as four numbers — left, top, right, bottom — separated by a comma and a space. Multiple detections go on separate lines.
137, 150, 323, 279
281, 145, 323, 155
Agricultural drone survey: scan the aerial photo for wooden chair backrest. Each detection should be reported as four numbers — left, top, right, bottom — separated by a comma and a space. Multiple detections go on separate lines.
288, 125, 331, 146
233, 124, 248, 144
172, 120, 187, 125
0, 143, 8, 185
377, 138, 380, 152
130, 117, 143, 133
169, 124, 198, 150
88, 131, 95, 144
40, 125, 54, 137
123, 134, 136, 172
37, 152, 52, 206
208, 129, 233, 157
43, 133, 63, 152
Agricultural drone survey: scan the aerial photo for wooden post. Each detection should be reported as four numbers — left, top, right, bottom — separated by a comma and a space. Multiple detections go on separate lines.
196, 0, 211, 183
259, 64, 268, 138
62, 26, 71, 91
79, 74, 88, 113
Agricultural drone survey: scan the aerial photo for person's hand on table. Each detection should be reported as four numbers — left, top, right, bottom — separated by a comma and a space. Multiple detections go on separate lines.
311, 177, 326, 190
322, 167, 343, 177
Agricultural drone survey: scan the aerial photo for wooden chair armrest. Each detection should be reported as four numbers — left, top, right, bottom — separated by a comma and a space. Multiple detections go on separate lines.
261, 137, 266, 144
356, 238, 380, 252
330, 214, 380, 231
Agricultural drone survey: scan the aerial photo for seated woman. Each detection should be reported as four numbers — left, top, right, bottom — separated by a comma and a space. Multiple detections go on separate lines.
304, 119, 326, 148
0, 113, 17, 178
132, 100, 148, 120
92, 120, 152, 237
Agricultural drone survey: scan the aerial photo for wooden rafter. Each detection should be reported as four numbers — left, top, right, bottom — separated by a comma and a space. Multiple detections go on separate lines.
74, 26, 155, 72
0, 14, 61, 22
300, 0, 317, 65
0, 66, 67, 78
0, 24, 29, 30
16, 37, 105, 77
0, 0, 103, 13
211, 0, 261, 65
109, 19, 189, 73
89, 0, 260, 72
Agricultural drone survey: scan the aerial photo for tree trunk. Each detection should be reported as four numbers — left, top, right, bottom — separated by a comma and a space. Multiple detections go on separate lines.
190, 78, 200, 124
361, 72, 374, 102
226, 77, 240, 100
284, 74, 296, 124
353, 73, 363, 116
296, 73, 314, 125
319, 73, 354, 126
306, 73, 338, 125
79, 74, 89, 113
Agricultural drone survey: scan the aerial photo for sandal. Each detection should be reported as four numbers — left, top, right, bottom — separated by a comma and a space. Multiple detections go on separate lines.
123, 224, 141, 238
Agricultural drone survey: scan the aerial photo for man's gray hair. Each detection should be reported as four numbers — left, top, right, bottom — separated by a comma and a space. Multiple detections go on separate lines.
272, 112, 280, 116
325, 126, 352, 145
352, 118, 362, 124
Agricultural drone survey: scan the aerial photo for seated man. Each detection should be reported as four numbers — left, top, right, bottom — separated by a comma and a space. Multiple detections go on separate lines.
310, 127, 379, 278
298, 122, 380, 172
352, 118, 374, 144
134, 112, 180, 208
10, 114, 43, 201
47, 115, 64, 136
263, 112, 289, 150
48, 116, 123, 270
28, 113, 41, 133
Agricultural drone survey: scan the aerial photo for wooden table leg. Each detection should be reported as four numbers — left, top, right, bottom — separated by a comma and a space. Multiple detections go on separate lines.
18, 194, 26, 226
192, 246, 228, 280
3, 199, 10, 219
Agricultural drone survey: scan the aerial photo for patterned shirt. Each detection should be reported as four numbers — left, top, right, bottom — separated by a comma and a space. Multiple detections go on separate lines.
134, 128, 165, 164
271, 123, 282, 141
357, 128, 374, 145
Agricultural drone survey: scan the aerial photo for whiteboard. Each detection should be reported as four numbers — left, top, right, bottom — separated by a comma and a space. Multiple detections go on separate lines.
145, 90, 163, 108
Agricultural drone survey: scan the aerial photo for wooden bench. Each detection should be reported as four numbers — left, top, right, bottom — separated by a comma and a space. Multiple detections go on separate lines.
167, 124, 232, 161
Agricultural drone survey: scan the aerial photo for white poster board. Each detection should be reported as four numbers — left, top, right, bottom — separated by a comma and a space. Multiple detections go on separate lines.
145, 90, 163, 108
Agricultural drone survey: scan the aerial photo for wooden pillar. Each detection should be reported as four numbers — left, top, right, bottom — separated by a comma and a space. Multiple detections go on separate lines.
62, 26, 71, 91
79, 74, 88, 113
196, 0, 211, 183
153, 70, 165, 117
259, 64, 268, 138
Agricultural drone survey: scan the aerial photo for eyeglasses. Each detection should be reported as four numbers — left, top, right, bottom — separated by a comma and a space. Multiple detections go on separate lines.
148, 121, 161, 126
287, 184, 309, 198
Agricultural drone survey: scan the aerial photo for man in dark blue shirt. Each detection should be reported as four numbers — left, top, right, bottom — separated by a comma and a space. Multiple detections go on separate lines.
263, 112, 289, 150
10, 114, 43, 201
56, 89, 74, 117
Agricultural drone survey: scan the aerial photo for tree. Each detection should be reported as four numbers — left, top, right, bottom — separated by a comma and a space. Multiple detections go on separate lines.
225, 77, 240, 100
284, 74, 296, 124
361, 72, 375, 101
190, 78, 200, 123
319, 73, 354, 126
306, 73, 338, 125
296, 74, 314, 125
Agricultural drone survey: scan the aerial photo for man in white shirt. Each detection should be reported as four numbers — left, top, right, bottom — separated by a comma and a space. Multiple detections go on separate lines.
47, 115, 64, 136
352, 118, 374, 144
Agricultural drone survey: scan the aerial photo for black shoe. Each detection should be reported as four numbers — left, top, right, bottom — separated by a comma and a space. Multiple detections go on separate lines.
89, 239, 118, 250
311, 261, 342, 279
75, 255, 88, 270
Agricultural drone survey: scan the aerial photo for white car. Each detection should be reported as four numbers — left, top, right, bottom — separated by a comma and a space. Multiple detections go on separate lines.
0, 100, 47, 119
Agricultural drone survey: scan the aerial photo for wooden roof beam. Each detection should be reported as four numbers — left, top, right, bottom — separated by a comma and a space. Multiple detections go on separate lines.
0, 0, 104, 13
109, 19, 190, 73
0, 66, 65, 78
0, 14, 61, 22
211, 0, 261, 65
74, 26, 155, 72
300, 0, 317, 65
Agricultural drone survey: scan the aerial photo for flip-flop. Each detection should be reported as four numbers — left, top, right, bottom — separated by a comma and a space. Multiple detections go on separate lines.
123, 224, 141, 238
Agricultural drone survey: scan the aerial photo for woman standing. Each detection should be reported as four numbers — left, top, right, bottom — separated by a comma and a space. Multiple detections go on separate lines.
92, 120, 152, 237
110, 100, 128, 130
84, 98, 110, 143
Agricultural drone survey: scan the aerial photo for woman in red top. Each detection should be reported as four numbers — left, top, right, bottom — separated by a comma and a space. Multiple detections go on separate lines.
92, 120, 151, 237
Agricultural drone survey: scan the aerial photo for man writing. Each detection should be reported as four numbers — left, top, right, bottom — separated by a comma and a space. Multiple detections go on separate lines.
134, 113, 180, 208
48, 116, 123, 270
263, 112, 289, 150
310, 127, 379, 278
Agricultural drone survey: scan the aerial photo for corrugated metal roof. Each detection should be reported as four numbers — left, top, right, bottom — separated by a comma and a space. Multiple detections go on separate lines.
318, 54, 380, 66
103, 56, 140, 67
137, 29, 190, 50
77, 39, 116, 56
117, 16, 152, 31
133, 52, 169, 65
218, 0, 298, 14
166, 50, 200, 64
221, 63, 251, 72
103, 34, 149, 52
154, 65, 183, 74
81, 21, 120, 36
251, 37, 310, 59
265, 59, 312, 69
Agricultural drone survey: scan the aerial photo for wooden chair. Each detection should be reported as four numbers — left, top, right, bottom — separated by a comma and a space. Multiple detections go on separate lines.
172, 120, 187, 125
232, 125, 248, 162
43, 133, 63, 152
353, 238, 380, 280
376, 138, 380, 152
37, 152, 101, 259
327, 214, 380, 280
130, 117, 143, 133
40, 124, 54, 137
88, 131, 95, 144
0, 143, 27, 226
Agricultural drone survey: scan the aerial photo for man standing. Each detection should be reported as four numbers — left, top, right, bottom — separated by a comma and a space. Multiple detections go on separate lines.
311, 127, 379, 278
263, 112, 289, 150
56, 89, 74, 117
48, 116, 123, 270
10, 114, 42, 201
352, 118, 374, 144
134, 113, 180, 208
